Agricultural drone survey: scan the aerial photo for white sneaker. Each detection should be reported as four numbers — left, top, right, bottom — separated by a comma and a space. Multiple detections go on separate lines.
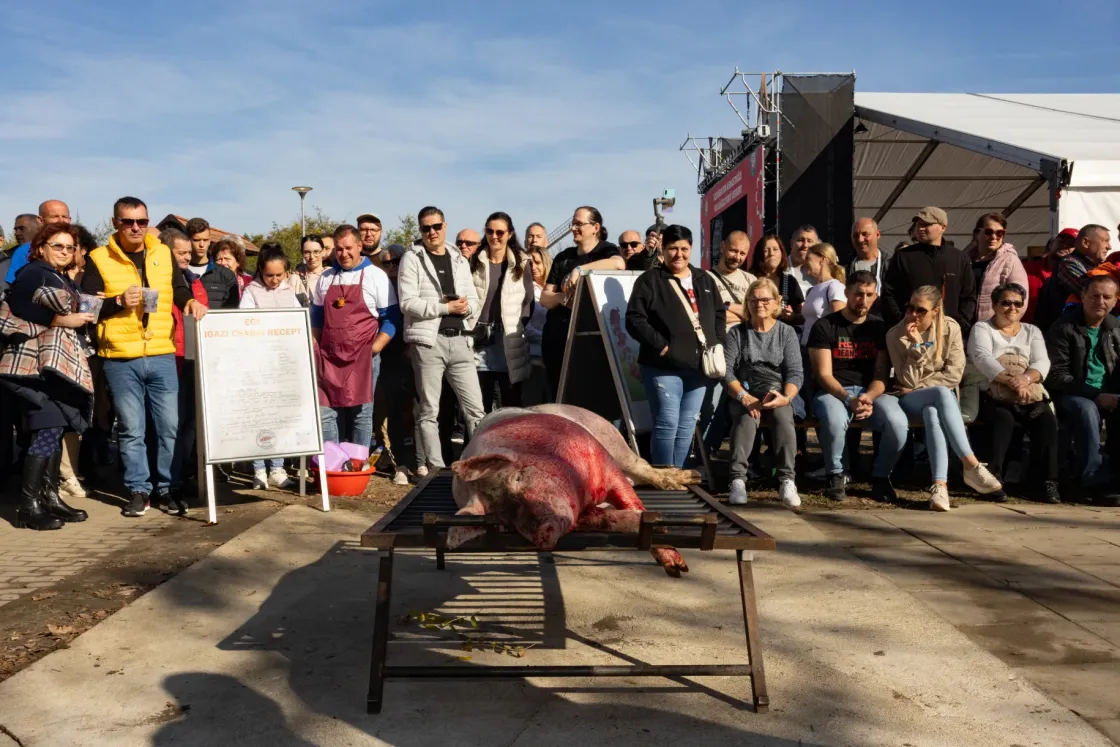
929, 483, 951, 512
415, 465, 430, 478
59, 476, 90, 499
392, 469, 410, 486
253, 469, 269, 489
269, 468, 295, 489
728, 478, 748, 506
963, 462, 1002, 495
779, 479, 801, 508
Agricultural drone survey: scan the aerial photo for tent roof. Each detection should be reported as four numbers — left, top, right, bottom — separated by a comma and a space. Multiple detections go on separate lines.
852, 93, 1120, 252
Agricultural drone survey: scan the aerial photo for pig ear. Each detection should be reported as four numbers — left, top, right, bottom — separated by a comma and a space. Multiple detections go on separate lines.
451, 452, 517, 482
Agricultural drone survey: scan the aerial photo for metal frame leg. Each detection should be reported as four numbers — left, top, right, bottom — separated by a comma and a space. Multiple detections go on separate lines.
367, 550, 395, 714
436, 548, 446, 570
737, 549, 769, 712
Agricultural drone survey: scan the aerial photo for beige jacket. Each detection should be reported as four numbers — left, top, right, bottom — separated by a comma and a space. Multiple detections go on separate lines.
886, 315, 965, 390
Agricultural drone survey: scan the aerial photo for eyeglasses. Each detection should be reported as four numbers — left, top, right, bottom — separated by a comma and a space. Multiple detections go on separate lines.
420, 223, 444, 234
46, 242, 76, 253
382, 258, 400, 267
571, 220, 596, 229
620, 241, 642, 249
905, 304, 932, 317
998, 299, 1025, 309
360, 227, 380, 234
117, 218, 150, 228
456, 239, 480, 247
748, 297, 774, 305
485, 228, 507, 238
983, 228, 1006, 238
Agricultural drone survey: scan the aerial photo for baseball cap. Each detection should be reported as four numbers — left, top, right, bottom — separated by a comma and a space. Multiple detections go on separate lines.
1058, 227, 1079, 239
384, 243, 405, 258
913, 207, 948, 226
356, 213, 381, 226
645, 224, 661, 236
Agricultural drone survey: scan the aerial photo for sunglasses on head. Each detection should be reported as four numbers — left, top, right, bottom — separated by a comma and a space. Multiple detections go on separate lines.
998, 299, 1024, 308
905, 304, 932, 316
118, 218, 150, 228
620, 241, 642, 249
983, 228, 1006, 238
420, 222, 444, 233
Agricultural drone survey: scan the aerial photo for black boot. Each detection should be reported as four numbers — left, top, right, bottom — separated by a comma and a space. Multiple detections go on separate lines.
16, 455, 64, 531
42, 450, 88, 522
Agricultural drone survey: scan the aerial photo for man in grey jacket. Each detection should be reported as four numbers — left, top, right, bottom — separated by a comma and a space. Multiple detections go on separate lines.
398, 206, 486, 471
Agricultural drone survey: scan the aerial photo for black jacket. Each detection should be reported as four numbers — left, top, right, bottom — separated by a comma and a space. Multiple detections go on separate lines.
1045, 309, 1120, 399
626, 265, 726, 371
193, 264, 240, 310
881, 242, 977, 337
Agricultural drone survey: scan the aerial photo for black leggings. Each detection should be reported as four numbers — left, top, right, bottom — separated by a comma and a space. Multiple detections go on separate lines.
478, 371, 522, 413
979, 396, 1058, 482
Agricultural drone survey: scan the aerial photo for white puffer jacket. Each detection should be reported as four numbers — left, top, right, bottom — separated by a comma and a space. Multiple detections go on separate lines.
471, 248, 532, 384
398, 242, 479, 346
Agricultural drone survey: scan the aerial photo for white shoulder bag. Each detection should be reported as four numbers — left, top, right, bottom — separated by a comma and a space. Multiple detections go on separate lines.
669, 278, 725, 379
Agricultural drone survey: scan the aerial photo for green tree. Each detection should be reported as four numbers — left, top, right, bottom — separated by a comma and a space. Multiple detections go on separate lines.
384, 214, 419, 249
252, 207, 344, 269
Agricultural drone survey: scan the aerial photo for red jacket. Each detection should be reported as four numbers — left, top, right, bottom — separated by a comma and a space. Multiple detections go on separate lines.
173, 274, 210, 361
1022, 256, 1055, 323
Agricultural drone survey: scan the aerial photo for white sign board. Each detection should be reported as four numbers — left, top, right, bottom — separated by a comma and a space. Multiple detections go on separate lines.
195, 309, 323, 463
584, 272, 651, 434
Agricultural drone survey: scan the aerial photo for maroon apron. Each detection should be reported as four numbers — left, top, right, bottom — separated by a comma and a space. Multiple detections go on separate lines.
316, 269, 380, 407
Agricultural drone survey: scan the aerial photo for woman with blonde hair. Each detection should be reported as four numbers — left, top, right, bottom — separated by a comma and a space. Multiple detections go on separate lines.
799, 243, 847, 346
887, 285, 1003, 510
722, 277, 803, 507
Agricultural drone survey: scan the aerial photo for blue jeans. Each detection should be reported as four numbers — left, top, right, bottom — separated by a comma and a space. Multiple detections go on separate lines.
897, 386, 975, 483
101, 354, 179, 496
812, 385, 907, 479
1055, 394, 1110, 485
369, 354, 381, 447
640, 365, 712, 468
252, 458, 284, 472
321, 402, 374, 448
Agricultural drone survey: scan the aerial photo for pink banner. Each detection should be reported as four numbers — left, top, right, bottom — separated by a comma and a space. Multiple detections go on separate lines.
700, 147, 765, 269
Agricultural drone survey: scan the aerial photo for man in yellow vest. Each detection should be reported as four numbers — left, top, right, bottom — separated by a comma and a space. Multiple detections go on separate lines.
82, 197, 206, 517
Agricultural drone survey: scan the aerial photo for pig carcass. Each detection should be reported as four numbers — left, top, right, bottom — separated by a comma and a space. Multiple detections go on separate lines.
470, 404, 701, 490
450, 412, 688, 576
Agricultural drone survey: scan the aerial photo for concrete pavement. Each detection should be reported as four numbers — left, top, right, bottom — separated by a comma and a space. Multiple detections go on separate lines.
0, 503, 1111, 746
805, 501, 1120, 743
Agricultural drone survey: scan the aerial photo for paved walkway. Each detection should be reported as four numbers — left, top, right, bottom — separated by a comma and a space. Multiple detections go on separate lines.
0, 503, 1109, 746
804, 502, 1120, 744
0, 495, 174, 607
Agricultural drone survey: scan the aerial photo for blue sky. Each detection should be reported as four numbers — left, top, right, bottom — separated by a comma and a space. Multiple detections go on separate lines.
2, 0, 1118, 242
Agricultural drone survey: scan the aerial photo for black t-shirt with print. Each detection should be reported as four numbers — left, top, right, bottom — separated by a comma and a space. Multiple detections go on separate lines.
542, 241, 620, 343
807, 310, 886, 389
427, 249, 464, 331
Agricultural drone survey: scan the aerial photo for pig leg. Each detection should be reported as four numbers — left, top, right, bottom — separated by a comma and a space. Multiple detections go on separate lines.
650, 547, 689, 577
597, 478, 689, 577
573, 507, 688, 577
445, 498, 489, 549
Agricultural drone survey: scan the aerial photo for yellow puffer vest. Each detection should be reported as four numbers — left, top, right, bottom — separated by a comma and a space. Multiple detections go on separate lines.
88, 233, 176, 359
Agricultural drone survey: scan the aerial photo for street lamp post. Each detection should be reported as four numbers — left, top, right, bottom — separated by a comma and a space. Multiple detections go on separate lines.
292, 186, 313, 238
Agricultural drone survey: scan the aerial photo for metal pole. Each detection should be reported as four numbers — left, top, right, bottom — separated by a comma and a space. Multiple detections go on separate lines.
299, 193, 307, 238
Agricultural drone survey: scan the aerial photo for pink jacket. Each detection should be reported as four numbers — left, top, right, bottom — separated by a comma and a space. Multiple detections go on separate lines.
973, 243, 1029, 323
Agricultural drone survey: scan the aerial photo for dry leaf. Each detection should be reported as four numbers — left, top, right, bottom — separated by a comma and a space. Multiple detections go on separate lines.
31, 591, 59, 602
46, 624, 76, 637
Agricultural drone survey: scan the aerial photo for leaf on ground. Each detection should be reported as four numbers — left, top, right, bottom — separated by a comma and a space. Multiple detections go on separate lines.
455, 655, 472, 662
31, 591, 59, 602
46, 624, 76, 637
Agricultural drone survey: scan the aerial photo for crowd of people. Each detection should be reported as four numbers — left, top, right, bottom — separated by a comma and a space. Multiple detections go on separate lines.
0, 195, 1117, 533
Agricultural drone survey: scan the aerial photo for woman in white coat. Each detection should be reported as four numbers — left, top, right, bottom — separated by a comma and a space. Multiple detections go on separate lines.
470, 211, 534, 412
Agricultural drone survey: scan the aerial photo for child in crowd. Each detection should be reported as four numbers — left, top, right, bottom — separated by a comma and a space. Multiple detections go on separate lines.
240, 246, 301, 489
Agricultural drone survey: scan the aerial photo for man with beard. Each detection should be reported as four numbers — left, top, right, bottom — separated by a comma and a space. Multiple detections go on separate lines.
357, 213, 382, 258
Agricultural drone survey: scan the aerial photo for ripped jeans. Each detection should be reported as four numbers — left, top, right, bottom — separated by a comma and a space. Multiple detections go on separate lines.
640, 365, 712, 468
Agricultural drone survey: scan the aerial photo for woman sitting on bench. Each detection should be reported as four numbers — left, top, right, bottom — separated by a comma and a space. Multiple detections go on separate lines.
886, 286, 1004, 511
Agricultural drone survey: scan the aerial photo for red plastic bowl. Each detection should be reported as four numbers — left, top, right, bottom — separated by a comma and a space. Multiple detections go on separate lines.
310, 459, 375, 497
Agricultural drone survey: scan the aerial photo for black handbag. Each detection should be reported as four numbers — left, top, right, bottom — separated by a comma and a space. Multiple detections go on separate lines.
473, 321, 497, 347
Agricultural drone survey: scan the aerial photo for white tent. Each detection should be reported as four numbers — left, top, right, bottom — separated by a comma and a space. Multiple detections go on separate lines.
853, 93, 1120, 253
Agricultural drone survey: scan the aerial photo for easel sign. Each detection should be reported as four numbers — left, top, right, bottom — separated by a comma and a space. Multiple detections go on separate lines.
556, 270, 650, 453
187, 308, 329, 524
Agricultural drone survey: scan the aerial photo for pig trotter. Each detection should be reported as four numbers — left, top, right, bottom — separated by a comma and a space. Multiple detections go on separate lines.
650, 546, 689, 577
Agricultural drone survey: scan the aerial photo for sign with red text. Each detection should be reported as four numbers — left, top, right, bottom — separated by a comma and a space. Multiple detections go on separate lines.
700, 147, 765, 269
195, 309, 323, 463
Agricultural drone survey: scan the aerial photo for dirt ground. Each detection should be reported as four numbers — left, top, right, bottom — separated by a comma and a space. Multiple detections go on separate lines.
0, 472, 412, 684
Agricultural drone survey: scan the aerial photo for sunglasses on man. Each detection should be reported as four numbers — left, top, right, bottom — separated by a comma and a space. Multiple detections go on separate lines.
118, 218, 150, 228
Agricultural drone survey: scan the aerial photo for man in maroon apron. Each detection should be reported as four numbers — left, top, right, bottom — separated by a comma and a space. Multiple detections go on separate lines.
311, 225, 400, 447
